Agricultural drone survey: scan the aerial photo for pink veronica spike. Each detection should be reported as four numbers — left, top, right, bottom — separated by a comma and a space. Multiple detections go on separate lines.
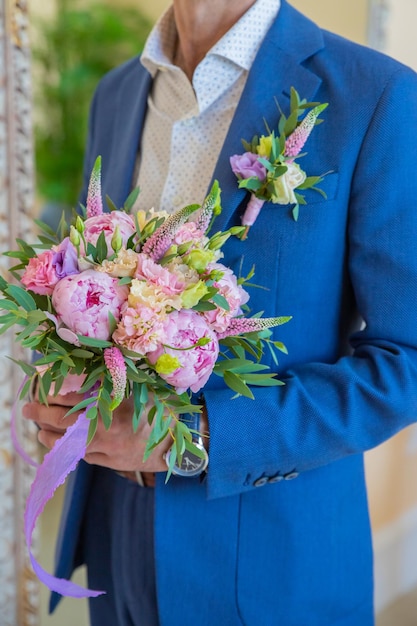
284, 103, 328, 159
218, 315, 291, 339
104, 347, 127, 410
142, 203, 200, 261
25, 409, 105, 598
86, 156, 103, 217
194, 181, 221, 233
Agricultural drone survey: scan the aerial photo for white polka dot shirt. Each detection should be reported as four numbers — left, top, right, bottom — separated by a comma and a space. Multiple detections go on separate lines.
135, 0, 281, 213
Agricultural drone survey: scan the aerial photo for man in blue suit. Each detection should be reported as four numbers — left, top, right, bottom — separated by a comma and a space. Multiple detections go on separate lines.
24, 0, 417, 624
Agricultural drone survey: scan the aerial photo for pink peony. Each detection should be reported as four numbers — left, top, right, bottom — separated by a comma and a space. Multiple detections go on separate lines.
204, 262, 250, 332
21, 251, 60, 295
51, 269, 128, 340
83, 212, 136, 254
148, 309, 219, 394
113, 303, 167, 355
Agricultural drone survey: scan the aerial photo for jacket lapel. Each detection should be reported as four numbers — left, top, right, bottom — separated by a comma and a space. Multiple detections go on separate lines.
211, 0, 325, 232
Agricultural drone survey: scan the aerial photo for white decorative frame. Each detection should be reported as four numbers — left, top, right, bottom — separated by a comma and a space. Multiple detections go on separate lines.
0, 1, 39, 625
367, 0, 391, 51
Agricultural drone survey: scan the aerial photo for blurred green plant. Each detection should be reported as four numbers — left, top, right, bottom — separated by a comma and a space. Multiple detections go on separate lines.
32, 1, 152, 207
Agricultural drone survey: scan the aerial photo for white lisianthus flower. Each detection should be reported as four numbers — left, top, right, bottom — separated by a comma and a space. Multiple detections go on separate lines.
271, 162, 306, 205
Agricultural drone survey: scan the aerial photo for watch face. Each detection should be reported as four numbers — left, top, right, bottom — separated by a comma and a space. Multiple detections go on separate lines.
168, 441, 209, 477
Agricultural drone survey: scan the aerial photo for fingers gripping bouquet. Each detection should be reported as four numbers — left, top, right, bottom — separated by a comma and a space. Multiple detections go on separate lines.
0, 157, 290, 597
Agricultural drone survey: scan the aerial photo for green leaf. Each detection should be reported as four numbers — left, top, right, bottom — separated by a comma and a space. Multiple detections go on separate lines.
211, 293, 230, 311
214, 358, 259, 373
123, 187, 140, 212
33, 217, 60, 240
66, 396, 99, 416
5, 285, 36, 311
284, 108, 301, 136
98, 397, 112, 430
95, 230, 108, 263
192, 300, 217, 312
238, 177, 262, 192
298, 175, 325, 190
77, 335, 113, 348
290, 87, 300, 114
70, 348, 95, 359
292, 204, 299, 221
86, 405, 98, 421
257, 156, 276, 173
87, 417, 98, 445
223, 371, 254, 399
184, 438, 207, 460
0, 319, 18, 335
240, 373, 283, 385
0, 275, 9, 292
8, 358, 36, 377
119, 276, 132, 285
105, 195, 119, 213
38, 370, 52, 403
19, 377, 34, 400
34, 353, 62, 366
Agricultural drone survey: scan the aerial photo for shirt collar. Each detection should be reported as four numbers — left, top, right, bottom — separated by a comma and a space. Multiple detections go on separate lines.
141, 0, 281, 77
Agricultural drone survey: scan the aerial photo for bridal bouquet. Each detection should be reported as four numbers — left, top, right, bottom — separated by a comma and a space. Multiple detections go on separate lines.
2, 157, 290, 464
0, 157, 290, 598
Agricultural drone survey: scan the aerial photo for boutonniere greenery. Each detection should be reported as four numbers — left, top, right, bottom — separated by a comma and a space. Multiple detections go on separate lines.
230, 87, 328, 238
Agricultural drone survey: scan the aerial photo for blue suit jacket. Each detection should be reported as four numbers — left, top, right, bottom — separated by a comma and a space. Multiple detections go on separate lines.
51, 2, 417, 624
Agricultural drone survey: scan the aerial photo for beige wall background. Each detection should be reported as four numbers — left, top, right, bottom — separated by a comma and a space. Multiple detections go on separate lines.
26, 0, 417, 623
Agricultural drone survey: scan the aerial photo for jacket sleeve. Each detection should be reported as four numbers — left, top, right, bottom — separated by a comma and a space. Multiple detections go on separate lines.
204, 66, 417, 499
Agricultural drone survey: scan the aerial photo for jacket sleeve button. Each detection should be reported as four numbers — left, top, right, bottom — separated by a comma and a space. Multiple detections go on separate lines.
284, 471, 299, 481
253, 476, 269, 487
268, 473, 284, 484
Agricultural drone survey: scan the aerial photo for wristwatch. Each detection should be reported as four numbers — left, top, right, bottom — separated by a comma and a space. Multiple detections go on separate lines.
165, 413, 209, 477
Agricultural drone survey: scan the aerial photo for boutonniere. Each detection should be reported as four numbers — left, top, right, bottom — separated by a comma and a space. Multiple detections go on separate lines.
230, 87, 328, 238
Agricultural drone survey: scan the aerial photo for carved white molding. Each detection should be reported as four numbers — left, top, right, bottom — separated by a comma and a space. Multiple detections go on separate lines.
367, 0, 391, 51
0, 1, 40, 625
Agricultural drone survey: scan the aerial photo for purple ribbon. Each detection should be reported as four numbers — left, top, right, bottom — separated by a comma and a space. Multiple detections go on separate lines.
25, 410, 105, 597
12, 379, 105, 598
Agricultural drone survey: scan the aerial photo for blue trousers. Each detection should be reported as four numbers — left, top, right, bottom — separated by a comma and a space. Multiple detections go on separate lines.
81, 467, 160, 626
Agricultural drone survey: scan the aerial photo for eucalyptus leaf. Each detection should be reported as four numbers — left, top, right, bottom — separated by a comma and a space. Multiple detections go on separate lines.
223, 371, 254, 399
5, 285, 36, 311
87, 418, 98, 445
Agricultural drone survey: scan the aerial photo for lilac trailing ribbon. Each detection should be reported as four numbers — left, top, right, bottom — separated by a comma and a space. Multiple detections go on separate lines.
12, 377, 105, 598
24, 409, 105, 597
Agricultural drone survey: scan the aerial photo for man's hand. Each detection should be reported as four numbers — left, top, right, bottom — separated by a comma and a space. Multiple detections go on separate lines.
22, 393, 171, 474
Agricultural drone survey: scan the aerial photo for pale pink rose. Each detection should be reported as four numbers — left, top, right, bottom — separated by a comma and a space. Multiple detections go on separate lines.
135, 253, 185, 295
173, 222, 205, 246
204, 263, 250, 332
83, 212, 136, 254
51, 269, 128, 340
113, 303, 167, 355
21, 251, 59, 295
148, 309, 219, 394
